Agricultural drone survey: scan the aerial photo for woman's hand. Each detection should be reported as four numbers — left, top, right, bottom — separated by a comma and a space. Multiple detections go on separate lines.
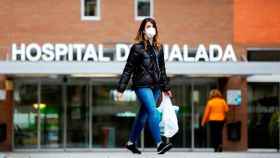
164, 90, 172, 97
201, 122, 205, 127
117, 91, 123, 101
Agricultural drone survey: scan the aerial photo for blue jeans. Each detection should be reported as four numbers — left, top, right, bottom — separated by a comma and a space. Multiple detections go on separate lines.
129, 87, 161, 145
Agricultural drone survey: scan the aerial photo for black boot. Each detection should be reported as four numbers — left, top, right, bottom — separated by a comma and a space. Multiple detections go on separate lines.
125, 143, 141, 154
218, 145, 223, 152
157, 142, 173, 154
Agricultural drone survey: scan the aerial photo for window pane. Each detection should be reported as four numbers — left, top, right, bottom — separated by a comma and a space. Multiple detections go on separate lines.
248, 83, 279, 148
193, 84, 211, 148
248, 50, 280, 62
172, 84, 192, 148
91, 85, 139, 148
14, 84, 38, 149
67, 85, 89, 148
85, 0, 97, 16
40, 85, 64, 148
137, 0, 151, 17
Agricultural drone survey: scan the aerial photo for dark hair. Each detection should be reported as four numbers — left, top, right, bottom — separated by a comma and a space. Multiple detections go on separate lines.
134, 18, 161, 51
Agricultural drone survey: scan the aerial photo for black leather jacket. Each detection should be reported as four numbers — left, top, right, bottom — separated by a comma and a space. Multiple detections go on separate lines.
117, 41, 170, 93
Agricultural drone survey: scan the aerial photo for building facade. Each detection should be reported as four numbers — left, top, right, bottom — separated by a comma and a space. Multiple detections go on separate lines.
0, 0, 279, 152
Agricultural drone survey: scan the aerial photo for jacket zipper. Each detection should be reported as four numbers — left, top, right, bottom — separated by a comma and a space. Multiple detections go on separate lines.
151, 47, 161, 80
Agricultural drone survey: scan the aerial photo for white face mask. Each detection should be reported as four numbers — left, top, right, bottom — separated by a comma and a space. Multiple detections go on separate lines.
144, 27, 156, 39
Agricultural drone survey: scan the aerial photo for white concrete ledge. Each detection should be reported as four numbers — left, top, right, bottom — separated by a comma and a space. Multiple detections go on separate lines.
0, 61, 279, 76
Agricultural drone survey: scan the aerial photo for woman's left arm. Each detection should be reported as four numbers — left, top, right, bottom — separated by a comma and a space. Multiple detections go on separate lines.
201, 103, 211, 127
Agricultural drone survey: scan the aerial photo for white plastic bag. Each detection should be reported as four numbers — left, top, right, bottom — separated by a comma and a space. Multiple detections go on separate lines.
157, 94, 179, 138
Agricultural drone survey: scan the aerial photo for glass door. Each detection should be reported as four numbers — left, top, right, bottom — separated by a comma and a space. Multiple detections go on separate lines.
192, 79, 217, 149
13, 77, 225, 150
171, 84, 192, 148
66, 83, 89, 148
91, 83, 139, 148
40, 83, 64, 148
142, 77, 217, 149
14, 80, 65, 149
13, 83, 39, 149
248, 83, 279, 149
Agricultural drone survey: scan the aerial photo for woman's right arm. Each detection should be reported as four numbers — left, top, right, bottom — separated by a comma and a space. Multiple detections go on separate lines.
224, 100, 229, 112
117, 44, 140, 93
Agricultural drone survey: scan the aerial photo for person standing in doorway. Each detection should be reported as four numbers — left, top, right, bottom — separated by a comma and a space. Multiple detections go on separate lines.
117, 18, 173, 154
201, 89, 229, 152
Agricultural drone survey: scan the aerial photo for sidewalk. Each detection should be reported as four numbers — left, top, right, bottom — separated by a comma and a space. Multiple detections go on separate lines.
1, 151, 280, 158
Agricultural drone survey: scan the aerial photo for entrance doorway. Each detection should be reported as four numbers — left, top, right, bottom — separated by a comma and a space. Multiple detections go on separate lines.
13, 76, 219, 150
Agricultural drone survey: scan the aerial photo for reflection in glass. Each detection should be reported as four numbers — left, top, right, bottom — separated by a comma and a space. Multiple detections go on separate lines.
137, 0, 151, 17
67, 85, 89, 148
91, 85, 139, 148
85, 0, 97, 16
14, 84, 38, 149
193, 85, 211, 148
172, 84, 192, 148
248, 83, 279, 149
40, 85, 63, 148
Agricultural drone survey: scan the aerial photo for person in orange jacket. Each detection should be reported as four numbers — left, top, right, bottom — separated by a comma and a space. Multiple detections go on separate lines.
201, 89, 229, 152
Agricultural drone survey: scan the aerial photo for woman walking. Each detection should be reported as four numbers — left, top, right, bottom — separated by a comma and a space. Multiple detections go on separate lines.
117, 18, 172, 154
201, 89, 229, 152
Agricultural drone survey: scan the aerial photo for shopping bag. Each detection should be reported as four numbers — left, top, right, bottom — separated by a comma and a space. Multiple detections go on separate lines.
157, 94, 179, 138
